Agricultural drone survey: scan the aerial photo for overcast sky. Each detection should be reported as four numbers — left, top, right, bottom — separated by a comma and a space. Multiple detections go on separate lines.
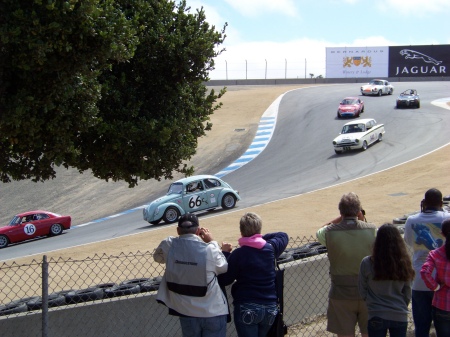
186, 0, 450, 79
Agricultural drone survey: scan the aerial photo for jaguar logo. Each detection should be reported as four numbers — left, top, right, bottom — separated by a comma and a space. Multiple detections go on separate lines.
399, 49, 442, 65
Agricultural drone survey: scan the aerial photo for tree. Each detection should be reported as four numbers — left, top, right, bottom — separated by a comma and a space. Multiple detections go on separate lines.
0, 0, 226, 187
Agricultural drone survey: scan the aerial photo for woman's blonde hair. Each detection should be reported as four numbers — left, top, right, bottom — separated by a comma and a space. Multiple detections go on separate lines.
240, 212, 262, 237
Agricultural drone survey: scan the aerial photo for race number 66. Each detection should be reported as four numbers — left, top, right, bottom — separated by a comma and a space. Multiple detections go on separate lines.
189, 196, 202, 208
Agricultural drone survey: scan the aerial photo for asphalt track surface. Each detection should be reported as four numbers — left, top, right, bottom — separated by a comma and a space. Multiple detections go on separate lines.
2, 81, 450, 261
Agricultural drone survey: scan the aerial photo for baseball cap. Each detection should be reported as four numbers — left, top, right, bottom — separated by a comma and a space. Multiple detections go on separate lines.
178, 213, 199, 228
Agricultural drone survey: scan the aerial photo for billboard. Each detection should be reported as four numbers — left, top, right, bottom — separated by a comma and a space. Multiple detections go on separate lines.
388, 44, 449, 77
326, 47, 389, 78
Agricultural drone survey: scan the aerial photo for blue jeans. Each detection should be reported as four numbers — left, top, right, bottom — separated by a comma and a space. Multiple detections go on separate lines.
367, 316, 408, 337
433, 306, 450, 337
412, 290, 434, 337
179, 315, 227, 337
233, 302, 278, 337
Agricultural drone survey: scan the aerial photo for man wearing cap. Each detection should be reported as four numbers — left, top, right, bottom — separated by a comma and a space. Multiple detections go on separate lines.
154, 213, 230, 337
404, 188, 450, 337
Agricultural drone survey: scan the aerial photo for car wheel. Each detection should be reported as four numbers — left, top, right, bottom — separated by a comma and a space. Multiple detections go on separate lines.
396, 103, 400, 109
377, 90, 382, 96
150, 219, 161, 225
378, 133, 383, 142
49, 223, 63, 236
163, 207, 179, 224
362, 141, 368, 151
0, 235, 9, 249
221, 193, 237, 210
417, 102, 420, 108
104, 284, 140, 298
388, 89, 393, 95
334, 149, 341, 154
337, 112, 341, 118
361, 106, 364, 113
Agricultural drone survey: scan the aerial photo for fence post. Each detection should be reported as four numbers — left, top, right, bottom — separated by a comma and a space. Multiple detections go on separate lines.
42, 255, 49, 337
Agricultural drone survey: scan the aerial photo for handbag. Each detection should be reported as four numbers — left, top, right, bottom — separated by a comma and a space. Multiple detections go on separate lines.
266, 260, 287, 337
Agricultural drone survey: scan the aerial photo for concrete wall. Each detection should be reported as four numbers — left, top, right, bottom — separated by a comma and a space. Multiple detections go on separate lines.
206, 76, 450, 87
0, 255, 331, 337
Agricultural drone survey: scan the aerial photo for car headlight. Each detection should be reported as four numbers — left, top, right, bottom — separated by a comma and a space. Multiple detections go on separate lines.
355, 139, 360, 143
333, 141, 337, 145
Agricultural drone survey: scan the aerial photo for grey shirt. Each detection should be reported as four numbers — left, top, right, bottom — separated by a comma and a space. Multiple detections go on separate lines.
358, 256, 412, 322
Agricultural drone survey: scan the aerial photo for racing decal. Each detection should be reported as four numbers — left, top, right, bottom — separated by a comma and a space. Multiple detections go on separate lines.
188, 195, 208, 209
210, 194, 216, 204
24, 223, 37, 236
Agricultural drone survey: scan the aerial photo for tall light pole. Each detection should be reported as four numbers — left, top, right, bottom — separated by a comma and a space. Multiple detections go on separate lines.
285, 59, 287, 79
265, 59, 267, 79
225, 60, 228, 80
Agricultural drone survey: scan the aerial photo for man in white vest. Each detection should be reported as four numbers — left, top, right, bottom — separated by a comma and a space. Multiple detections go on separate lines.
154, 213, 230, 337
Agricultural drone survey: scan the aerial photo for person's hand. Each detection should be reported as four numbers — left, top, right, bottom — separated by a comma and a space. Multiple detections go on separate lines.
357, 210, 365, 221
198, 227, 213, 243
221, 242, 233, 253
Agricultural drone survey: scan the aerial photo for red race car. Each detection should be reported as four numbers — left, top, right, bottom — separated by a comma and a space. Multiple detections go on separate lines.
337, 97, 364, 118
0, 210, 71, 248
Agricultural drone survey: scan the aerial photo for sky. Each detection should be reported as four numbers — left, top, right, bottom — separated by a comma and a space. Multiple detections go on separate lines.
186, 0, 450, 80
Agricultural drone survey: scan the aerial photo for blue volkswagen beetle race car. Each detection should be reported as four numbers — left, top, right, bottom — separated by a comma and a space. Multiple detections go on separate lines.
143, 175, 241, 225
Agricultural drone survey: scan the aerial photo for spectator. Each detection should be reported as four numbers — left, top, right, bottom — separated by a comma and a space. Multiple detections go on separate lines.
420, 218, 450, 337
404, 188, 450, 337
154, 213, 229, 337
316, 192, 377, 337
359, 223, 415, 337
218, 212, 288, 337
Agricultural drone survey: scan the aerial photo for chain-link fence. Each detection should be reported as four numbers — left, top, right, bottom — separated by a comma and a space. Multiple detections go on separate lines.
0, 236, 421, 336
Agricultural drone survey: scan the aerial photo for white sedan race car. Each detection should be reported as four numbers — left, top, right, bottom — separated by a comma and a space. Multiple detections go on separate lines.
360, 79, 394, 96
333, 118, 385, 154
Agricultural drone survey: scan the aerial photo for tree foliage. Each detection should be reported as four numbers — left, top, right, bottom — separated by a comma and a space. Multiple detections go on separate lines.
0, 0, 226, 187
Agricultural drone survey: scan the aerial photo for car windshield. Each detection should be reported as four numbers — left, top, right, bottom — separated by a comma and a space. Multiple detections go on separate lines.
341, 99, 357, 105
369, 80, 383, 85
167, 182, 183, 195
342, 124, 365, 134
8, 216, 22, 226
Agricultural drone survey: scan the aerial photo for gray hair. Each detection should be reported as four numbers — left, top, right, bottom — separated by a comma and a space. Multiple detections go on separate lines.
338, 192, 362, 217
240, 212, 262, 237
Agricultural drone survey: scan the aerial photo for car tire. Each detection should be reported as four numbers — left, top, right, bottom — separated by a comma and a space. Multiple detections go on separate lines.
377, 90, 382, 96
0, 302, 28, 316
49, 223, 63, 236
120, 278, 152, 292
388, 89, 393, 95
65, 287, 104, 304
26, 294, 66, 310
361, 105, 364, 113
150, 219, 161, 225
377, 133, 383, 142
221, 193, 237, 210
362, 141, 368, 151
0, 235, 9, 249
104, 284, 141, 298
334, 149, 341, 154
139, 277, 162, 292
337, 112, 341, 119
396, 103, 400, 109
276, 252, 294, 265
163, 207, 179, 224
417, 102, 420, 108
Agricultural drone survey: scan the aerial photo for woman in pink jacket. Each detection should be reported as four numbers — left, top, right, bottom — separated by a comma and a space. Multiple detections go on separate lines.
420, 218, 450, 337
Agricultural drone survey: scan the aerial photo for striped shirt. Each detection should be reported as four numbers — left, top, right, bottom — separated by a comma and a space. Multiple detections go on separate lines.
420, 245, 450, 311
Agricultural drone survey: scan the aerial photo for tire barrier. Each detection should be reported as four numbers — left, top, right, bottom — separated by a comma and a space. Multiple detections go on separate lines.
65, 287, 104, 304
0, 302, 28, 316
26, 294, 66, 310
135, 277, 162, 293
276, 252, 294, 264
286, 242, 327, 260
103, 284, 141, 298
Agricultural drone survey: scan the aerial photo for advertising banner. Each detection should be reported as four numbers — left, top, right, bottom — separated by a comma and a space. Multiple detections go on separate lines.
326, 47, 389, 78
389, 45, 449, 77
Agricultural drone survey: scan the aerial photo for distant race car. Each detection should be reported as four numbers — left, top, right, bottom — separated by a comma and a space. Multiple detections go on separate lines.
333, 118, 385, 154
0, 210, 71, 249
337, 97, 364, 118
396, 89, 420, 108
360, 79, 394, 96
143, 175, 241, 225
